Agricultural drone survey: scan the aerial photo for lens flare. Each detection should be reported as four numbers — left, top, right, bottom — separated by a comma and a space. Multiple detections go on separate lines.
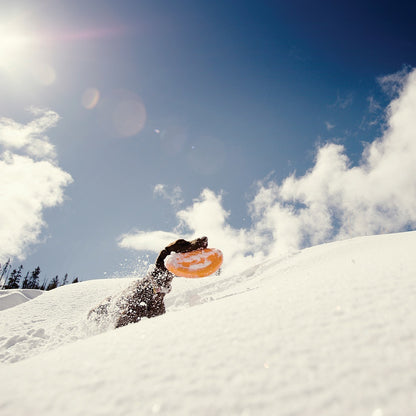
112, 98, 146, 137
82, 88, 100, 109
96, 90, 147, 138
97, 90, 147, 138
0, 21, 34, 72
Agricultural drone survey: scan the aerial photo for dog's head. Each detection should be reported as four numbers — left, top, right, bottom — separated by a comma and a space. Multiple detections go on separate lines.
167, 236, 208, 254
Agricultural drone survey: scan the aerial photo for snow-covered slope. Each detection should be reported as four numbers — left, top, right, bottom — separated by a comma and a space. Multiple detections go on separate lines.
0, 289, 43, 311
1, 231, 415, 416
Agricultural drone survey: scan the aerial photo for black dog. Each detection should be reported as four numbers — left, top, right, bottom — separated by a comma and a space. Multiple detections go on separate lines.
88, 236, 208, 328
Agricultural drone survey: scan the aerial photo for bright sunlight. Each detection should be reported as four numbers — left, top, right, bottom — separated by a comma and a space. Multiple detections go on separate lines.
0, 19, 58, 86
0, 21, 34, 71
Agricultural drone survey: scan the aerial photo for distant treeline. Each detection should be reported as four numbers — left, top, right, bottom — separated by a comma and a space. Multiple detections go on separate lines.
0, 259, 79, 291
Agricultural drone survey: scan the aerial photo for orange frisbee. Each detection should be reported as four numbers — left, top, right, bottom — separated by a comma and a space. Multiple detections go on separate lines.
165, 248, 223, 278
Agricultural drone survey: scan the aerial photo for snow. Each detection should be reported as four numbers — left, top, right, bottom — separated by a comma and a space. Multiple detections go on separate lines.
1, 231, 416, 416
0, 289, 43, 311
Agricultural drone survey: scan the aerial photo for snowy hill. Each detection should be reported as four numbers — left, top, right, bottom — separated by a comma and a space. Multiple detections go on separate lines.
0, 289, 43, 311
1, 231, 416, 416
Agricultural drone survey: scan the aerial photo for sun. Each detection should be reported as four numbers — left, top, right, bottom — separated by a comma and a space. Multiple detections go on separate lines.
0, 21, 35, 72
0, 19, 58, 86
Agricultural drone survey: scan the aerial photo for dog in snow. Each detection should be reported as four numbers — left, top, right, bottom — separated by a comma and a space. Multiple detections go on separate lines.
88, 236, 208, 328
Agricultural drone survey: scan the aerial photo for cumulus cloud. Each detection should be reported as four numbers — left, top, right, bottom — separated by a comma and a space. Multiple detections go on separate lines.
0, 109, 72, 261
119, 190, 262, 274
119, 68, 416, 275
249, 67, 416, 255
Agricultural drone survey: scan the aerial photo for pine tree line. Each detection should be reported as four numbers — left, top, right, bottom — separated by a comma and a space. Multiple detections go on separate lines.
0, 259, 79, 291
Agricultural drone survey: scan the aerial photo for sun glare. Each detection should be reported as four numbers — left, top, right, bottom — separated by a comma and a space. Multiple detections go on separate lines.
0, 21, 35, 72
0, 19, 59, 88
0, 24, 30, 54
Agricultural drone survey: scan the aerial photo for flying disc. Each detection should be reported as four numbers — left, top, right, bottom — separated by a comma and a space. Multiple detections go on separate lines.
165, 248, 223, 278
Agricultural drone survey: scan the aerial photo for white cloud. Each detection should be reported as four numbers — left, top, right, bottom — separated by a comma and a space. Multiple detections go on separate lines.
0, 109, 72, 261
252, 68, 416, 255
377, 66, 411, 97
153, 184, 184, 208
119, 68, 416, 275
0, 108, 59, 159
176, 190, 262, 271
118, 230, 181, 252
118, 189, 263, 274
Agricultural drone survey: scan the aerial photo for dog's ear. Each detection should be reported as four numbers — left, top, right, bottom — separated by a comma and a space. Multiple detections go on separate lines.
166, 239, 191, 252
165, 236, 207, 254
166, 239, 185, 248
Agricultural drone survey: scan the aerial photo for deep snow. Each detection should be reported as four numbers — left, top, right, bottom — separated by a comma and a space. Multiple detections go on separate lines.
0, 231, 415, 416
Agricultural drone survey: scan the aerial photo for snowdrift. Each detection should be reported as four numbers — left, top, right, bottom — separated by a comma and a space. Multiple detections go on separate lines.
1, 231, 416, 416
0, 289, 43, 311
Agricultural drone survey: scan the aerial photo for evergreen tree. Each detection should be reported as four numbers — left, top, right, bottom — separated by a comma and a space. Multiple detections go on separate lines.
39, 277, 48, 291
1, 262, 78, 290
5, 269, 17, 289
61, 273, 68, 286
27, 267, 41, 289
1, 259, 11, 289
46, 275, 59, 291
21, 272, 30, 289
5, 265, 23, 289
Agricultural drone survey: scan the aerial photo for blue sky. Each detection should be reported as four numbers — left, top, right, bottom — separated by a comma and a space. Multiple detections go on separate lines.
1, 0, 416, 281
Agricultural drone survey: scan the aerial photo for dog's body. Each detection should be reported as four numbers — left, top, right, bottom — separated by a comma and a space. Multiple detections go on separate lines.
88, 237, 208, 328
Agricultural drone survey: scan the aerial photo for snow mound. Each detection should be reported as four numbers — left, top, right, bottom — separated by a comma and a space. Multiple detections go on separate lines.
0, 278, 132, 364
0, 289, 43, 311
0, 231, 416, 416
